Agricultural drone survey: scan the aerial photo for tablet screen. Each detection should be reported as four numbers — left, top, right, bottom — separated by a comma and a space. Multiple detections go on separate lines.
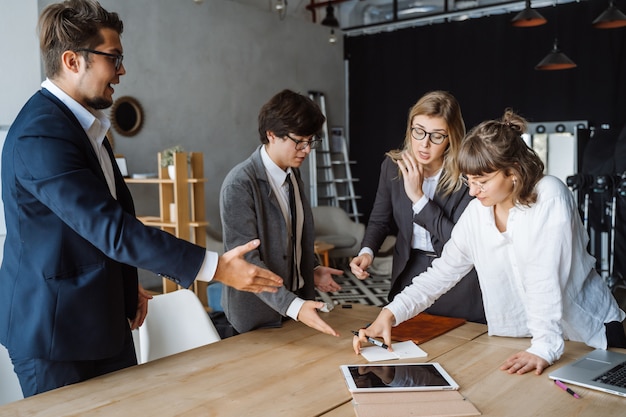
340, 363, 459, 393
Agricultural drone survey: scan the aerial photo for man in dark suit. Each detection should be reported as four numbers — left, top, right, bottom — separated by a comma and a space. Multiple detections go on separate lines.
0, 0, 282, 397
220, 90, 343, 336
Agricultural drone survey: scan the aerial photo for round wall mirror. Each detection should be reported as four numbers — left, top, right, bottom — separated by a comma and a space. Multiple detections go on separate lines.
110, 96, 143, 137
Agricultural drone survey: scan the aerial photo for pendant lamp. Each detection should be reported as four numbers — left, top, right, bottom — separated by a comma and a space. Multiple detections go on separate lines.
275, 0, 287, 20
511, 0, 547, 27
321, 5, 340, 28
535, 38, 577, 70
593, 1, 626, 29
321, 5, 340, 44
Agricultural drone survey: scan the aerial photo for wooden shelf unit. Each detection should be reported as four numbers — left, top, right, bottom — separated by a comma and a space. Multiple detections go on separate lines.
125, 151, 209, 306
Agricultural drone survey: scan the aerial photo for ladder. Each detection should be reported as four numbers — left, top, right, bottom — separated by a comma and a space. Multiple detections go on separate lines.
330, 128, 362, 222
308, 91, 361, 223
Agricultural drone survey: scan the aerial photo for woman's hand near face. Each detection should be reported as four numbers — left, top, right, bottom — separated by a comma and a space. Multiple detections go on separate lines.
397, 152, 424, 204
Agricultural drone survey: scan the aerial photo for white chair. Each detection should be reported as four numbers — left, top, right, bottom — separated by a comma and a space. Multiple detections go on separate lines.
136, 289, 220, 364
0, 344, 23, 405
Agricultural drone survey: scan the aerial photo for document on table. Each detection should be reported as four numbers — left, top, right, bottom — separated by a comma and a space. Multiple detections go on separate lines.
360, 341, 427, 362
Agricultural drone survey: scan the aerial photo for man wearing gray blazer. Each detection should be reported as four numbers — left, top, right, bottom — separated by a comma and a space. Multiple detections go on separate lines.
220, 90, 343, 336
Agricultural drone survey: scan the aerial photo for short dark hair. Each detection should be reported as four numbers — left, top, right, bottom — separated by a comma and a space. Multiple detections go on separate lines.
257, 90, 326, 144
39, 0, 123, 78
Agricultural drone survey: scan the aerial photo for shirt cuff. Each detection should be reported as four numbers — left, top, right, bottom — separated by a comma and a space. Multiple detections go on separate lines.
286, 297, 306, 321
194, 250, 219, 282
412, 195, 429, 214
358, 247, 375, 257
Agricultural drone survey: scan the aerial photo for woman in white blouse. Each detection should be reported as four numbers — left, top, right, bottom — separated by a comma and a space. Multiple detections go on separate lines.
354, 108, 626, 376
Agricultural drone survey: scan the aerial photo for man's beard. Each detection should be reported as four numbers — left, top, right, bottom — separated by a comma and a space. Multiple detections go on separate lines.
86, 96, 113, 110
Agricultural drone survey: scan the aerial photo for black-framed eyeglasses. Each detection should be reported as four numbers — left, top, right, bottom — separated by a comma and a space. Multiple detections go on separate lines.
75, 48, 124, 71
411, 127, 448, 145
285, 134, 322, 151
459, 171, 500, 193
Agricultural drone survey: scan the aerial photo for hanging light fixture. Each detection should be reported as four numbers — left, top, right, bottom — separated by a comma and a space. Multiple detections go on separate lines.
593, 0, 626, 29
321, 5, 340, 28
321, 4, 340, 44
511, 0, 547, 27
275, 0, 287, 20
329, 29, 337, 44
535, 38, 577, 70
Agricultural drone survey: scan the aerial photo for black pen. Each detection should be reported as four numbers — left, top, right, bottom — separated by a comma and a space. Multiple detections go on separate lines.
351, 330, 389, 349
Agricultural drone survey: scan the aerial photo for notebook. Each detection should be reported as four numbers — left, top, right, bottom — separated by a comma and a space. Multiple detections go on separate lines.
548, 349, 626, 397
360, 340, 427, 362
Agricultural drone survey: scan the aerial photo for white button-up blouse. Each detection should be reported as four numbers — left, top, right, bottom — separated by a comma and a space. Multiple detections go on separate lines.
387, 175, 625, 364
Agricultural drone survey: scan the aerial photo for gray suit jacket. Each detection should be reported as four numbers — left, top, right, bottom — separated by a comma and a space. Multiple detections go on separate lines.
220, 146, 317, 333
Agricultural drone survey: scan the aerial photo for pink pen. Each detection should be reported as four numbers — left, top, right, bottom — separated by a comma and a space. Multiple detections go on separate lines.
554, 380, 581, 399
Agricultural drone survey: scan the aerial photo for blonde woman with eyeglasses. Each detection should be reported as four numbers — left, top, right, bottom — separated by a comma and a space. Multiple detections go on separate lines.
350, 91, 486, 324
354, 108, 626, 376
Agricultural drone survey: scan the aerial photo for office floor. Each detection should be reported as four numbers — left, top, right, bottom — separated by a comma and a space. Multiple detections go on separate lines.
315, 262, 391, 307
316, 264, 626, 314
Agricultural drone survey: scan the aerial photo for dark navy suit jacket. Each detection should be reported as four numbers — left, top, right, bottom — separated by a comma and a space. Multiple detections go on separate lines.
0, 89, 205, 361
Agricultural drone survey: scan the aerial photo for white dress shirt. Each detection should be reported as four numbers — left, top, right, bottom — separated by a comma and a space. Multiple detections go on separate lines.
261, 146, 306, 320
42, 79, 117, 198
386, 175, 625, 364
410, 169, 442, 251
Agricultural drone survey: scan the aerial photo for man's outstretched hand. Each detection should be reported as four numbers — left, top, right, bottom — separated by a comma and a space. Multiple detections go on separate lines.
214, 239, 283, 293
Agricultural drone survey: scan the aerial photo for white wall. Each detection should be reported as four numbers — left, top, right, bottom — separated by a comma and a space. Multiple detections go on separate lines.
0, 0, 42, 263
0, 0, 41, 126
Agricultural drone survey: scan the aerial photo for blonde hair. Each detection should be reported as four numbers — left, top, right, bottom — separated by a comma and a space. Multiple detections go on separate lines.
459, 108, 544, 206
386, 91, 465, 196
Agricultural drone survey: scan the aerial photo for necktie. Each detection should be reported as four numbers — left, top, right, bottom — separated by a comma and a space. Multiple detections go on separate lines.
286, 173, 298, 291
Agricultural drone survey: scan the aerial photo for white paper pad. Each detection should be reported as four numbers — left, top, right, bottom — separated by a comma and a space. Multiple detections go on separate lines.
360, 340, 427, 362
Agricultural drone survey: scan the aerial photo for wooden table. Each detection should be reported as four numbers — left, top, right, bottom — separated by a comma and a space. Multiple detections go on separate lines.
1, 304, 624, 416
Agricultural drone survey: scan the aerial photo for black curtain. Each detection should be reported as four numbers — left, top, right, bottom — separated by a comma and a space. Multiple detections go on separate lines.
345, 0, 626, 224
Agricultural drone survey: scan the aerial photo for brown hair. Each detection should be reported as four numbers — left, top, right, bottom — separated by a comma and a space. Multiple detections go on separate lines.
258, 89, 325, 144
459, 108, 545, 206
39, 0, 123, 78
386, 90, 466, 196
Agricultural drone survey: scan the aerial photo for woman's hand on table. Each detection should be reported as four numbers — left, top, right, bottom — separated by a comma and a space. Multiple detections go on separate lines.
500, 351, 550, 375
352, 308, 394, 354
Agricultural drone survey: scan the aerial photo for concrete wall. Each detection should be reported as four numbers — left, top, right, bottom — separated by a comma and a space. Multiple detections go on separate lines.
36, 0, 345, 230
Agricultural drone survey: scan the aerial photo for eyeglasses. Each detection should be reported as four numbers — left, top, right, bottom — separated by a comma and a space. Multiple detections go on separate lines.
285, 134, 322, 151
460, 171, 500, 193
411, 127, 448, 145
75, 48, 124, 71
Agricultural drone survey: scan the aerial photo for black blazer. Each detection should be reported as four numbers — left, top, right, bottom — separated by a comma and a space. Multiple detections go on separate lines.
361, 157, 485, 323
362, 157, 473, 280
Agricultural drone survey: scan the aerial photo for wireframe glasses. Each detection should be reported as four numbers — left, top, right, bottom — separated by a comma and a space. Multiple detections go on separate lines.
411, 127, 448, 145
75, 48, 124, 71
460, 172, 500, 193
285, 134, 322, 151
